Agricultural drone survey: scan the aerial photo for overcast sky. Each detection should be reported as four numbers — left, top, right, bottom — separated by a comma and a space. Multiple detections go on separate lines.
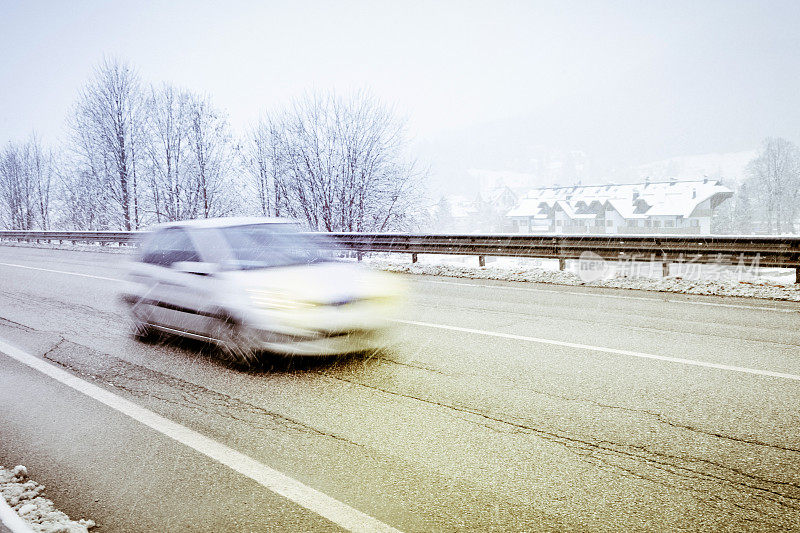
2, 0, 799, 191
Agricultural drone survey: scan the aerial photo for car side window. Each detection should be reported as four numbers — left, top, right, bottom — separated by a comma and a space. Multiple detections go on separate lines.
141, 228, 201, 267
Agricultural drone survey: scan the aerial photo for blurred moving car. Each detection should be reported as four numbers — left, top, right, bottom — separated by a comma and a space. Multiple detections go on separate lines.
120, 217, 404, 365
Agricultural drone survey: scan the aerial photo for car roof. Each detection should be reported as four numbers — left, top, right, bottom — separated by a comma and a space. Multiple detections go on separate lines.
148, 216, 297, 231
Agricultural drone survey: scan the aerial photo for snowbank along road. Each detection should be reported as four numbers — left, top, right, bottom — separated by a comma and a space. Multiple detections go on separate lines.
1, 245, 799, 531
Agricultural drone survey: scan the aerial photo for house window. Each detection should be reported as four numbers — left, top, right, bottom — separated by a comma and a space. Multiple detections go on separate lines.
626, 220, 637, 227
556, 220, 562, 226
645, 220, 652, 227
606, 220, 612, 227
653, 221, 661, 228
691, 219, 700, 227
665, 220, 675, 228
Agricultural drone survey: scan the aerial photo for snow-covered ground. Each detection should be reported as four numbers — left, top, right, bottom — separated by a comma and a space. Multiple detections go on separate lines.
358, 254, 800, 302
0, 465, 94, 533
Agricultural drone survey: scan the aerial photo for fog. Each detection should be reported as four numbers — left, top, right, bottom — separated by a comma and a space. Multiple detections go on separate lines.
2, 0, 799, 196
2, 4, 800, 531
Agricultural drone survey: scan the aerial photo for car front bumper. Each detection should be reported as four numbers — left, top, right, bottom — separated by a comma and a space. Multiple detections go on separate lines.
249, 327, 386, 356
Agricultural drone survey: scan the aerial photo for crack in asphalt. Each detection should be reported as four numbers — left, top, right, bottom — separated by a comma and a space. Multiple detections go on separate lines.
592, 457, 780, 526
0, 316, 37, 332
373, 354, 800, 454
320, 372, 800, 523
38, 338, 364, 449
41, 337, 67, 358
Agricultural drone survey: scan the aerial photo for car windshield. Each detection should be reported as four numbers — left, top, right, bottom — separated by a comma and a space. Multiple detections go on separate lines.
219, 224, 335, 270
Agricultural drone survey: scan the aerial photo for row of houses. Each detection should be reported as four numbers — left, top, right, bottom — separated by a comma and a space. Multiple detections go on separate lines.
437, 178, 734, 235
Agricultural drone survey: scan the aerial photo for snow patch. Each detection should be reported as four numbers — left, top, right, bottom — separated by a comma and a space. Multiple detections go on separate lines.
362, 257, 800, 302
0, 465, 95, 533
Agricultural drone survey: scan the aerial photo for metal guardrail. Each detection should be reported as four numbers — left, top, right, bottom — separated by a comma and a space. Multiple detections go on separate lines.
326, 232, 800, 265
2, 230, 799, 282
326, 233, 800, 282
0, 230, 141, 244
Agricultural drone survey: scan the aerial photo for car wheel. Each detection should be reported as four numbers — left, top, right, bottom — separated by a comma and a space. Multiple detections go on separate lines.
216, 319, 259, 368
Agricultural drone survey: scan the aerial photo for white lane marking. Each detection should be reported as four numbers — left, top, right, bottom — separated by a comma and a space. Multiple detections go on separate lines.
0, 339, 400, 533
0, 262, 119, 282
393, 319, 800, 382
417, 279, 800, 314
0, 497, 35, 533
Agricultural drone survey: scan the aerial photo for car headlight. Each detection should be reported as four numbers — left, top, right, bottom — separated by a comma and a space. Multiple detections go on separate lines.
246, 289, 315, 310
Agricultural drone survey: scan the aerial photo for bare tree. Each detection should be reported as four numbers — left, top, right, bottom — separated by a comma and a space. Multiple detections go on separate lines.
712, 181, 756, 234
57, 162, 112, 230
70, 58, 144, 230
0, 135, 55, 230
186, 94, 238, 218
745, 138, 800, 233
30, 135, 53, 230
250, 91, 423, 231
141, 86, 240, 222
142, 83, 193, 222
245, 116, 288, 217
0, 142, 33, 230
433, 196, 454, 232
18, 61, 426, 231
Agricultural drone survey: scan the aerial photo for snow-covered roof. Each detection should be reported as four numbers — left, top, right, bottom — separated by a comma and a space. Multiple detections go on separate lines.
516, 179, 732, 220
554, 200, 576, 218
605, 199, 647, 219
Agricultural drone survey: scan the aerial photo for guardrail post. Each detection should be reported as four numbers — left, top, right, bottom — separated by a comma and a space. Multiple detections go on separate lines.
356, 252, 363, 262
478, 255, 486, 267
411, 253, 418, 263
662, 261, 670, 277
796, 267, 799, 285
558, 258, 566, 271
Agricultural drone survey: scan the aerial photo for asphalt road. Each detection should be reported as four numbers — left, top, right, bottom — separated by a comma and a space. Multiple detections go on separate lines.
1, 245, 799, 532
